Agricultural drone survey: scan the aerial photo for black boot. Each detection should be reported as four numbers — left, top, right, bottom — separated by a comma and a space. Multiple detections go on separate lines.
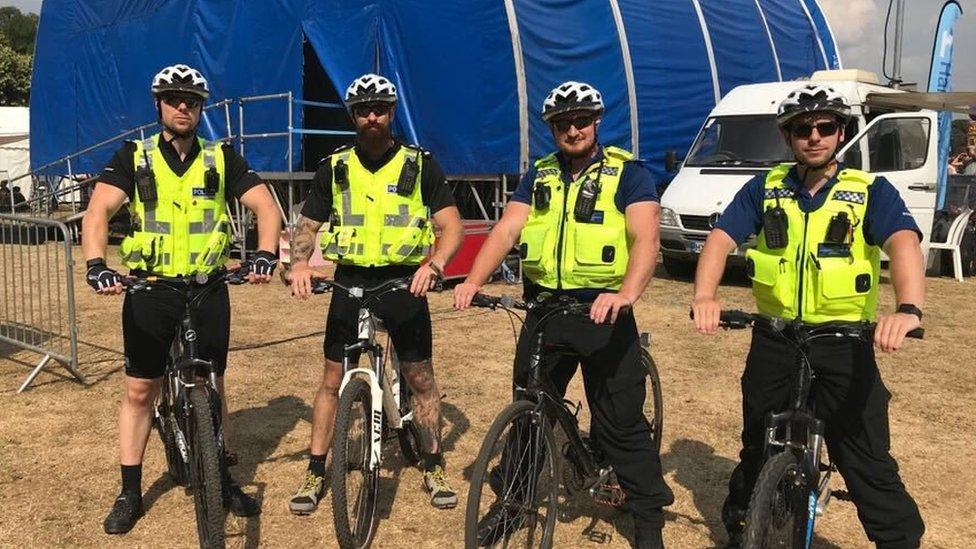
633, 522, 664, 549
722, 498, 746, 548
103, 491, 144, 534
224, 483, 261, 517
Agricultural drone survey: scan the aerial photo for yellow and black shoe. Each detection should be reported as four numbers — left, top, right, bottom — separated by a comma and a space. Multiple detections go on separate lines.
422, 465, 458, 509
288, 471, 326, 515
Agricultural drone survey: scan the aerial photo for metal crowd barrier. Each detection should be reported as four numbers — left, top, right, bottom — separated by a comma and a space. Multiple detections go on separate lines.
0, 214, 83, 392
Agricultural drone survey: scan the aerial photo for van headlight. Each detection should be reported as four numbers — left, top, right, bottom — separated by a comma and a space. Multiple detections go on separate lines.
660, 207, 679, 228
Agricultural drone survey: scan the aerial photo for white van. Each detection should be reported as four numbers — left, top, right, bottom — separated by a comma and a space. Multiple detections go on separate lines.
659, 69, 960, 277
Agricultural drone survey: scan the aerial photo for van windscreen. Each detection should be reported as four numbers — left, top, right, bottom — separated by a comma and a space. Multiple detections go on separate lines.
685, 115, 793, 167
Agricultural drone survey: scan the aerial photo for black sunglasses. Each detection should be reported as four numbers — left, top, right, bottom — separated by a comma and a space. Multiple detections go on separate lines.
551, 115, 596, 133
353, 103, 392, 118
790, 121, 840, 139
161, 95, 202, 110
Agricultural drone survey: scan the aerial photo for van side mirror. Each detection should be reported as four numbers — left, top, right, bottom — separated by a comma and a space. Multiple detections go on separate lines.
664, 150, 678, 173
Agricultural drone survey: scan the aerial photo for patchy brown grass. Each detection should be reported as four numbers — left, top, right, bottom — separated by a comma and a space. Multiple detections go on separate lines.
1, 253, 973, 548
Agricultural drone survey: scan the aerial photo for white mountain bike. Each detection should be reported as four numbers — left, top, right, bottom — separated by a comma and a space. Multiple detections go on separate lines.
309, 276, 425, 549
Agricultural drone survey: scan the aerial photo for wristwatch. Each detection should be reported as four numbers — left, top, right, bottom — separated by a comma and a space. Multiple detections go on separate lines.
86, 257, 106, 268
896, 303, 923, 321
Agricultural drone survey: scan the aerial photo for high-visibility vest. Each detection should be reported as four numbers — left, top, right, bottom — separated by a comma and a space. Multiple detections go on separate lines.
119, 134, 231, 276
520, 146, 632, 290
746, 164, 880, 323
320, 144, 433, 266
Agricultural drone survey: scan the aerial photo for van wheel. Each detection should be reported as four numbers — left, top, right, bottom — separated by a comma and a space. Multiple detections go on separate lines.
663, 256, 696, 279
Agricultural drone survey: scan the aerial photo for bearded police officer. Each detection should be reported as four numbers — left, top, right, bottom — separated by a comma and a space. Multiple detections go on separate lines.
691, 84, 926, 548
455, 81, 674, 548
82, 64, 282, 534
286, 73, 464, 513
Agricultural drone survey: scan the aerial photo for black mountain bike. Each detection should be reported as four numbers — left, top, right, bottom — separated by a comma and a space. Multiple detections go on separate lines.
716, 310, 923, 549
124, 267, 251, 549
464, 292, 663, 548
305, 276, 426, 549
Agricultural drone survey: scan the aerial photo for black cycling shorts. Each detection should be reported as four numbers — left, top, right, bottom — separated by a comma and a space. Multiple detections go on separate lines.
323, 264, 432, 363
122, 279, 231, 379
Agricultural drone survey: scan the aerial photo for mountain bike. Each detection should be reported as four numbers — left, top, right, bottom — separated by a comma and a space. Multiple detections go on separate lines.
306, 276, 426, 549
464, 292, 663, 548
124, 267, 251, 549
716, 310, 923, 549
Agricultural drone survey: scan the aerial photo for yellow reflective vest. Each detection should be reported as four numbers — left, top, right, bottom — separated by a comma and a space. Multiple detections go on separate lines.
520, 146, 632, 290
320, 144, 434, 266
746, 165, 880, 323
120, 134, 232, 276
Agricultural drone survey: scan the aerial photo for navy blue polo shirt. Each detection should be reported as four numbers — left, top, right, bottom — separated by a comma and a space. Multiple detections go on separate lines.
715, 163, 922, 247
511, 146, 659, 211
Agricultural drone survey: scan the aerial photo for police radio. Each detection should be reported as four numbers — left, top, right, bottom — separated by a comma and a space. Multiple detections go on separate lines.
334, 159, 349, 190
824, 211, 851, 244
396, 155, 420, 196
574, 177, 601, 222
135, 150, 157, 203
762, 189, 790, 250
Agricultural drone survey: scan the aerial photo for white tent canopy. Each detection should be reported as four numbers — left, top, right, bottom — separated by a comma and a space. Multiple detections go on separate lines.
0, 106, 31, 200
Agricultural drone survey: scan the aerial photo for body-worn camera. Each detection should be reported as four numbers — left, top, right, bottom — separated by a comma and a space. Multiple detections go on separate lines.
825, 211, 851, 244
204, 167, 220, 195
334, 159, 349, 189
533, 183, 551, 209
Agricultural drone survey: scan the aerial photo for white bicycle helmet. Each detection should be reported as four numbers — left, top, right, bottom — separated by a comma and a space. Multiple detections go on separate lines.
777, 84, 851, 128
344, 73, 398, 106
542, 81, 604, 121
151, 64, 210, 100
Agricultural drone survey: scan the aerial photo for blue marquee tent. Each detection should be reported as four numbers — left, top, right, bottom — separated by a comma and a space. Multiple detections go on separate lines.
30, 0, 840, 179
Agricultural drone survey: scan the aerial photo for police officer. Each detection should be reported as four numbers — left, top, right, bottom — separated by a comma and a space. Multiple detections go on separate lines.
691, 84, 925, 548
455, 81, 674, 548
286, 73, 464, 513
82, 64, 282, 534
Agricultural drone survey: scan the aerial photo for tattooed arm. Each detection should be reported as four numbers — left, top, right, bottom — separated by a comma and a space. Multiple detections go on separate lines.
288, 215, 324, 299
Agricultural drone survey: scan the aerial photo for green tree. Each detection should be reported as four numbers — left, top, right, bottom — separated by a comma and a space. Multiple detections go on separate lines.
951, 119, 970, 154
0, 7, 38, 55
0, 35, 31, 105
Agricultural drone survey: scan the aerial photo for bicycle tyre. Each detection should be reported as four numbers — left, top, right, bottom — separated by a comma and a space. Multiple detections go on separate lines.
741, 451, 808, 549
331, 377, 379, 549
640, 348, 664, 453
187, 386, 226, 549
464, 400, 559, 549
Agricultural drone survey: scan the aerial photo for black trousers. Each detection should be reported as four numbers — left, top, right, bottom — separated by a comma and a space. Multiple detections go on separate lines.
725, 325, 924, 548
511, 310, 674, 528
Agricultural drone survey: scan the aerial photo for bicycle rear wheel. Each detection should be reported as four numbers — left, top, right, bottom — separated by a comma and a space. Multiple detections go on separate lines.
742, 451, 809, 549
464, 400, 559, 549
331, 377, 379, 549
640, 348, 664, 452
187, 386, 226, 549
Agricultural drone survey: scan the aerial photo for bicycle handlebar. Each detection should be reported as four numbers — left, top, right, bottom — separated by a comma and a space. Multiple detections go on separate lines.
470, 292, 594, 317
715, 310, 924, 340
122, 265, 252, 294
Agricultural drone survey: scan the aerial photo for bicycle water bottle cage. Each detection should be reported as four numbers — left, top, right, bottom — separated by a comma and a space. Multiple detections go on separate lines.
135, 166, 158, 203
396, 156, 420, 196
334, 159, 349, 190
203, 167, 220, 196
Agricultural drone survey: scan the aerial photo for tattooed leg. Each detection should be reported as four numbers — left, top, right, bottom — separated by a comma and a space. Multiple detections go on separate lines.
400, 360, 441, 454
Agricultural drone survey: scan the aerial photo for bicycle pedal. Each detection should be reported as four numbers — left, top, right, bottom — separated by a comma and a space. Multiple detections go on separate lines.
590, 482, 626, 508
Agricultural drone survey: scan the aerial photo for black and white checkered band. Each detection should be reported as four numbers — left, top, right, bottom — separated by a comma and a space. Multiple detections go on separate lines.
832, 190, 866, 204
536, 168, 560, 178
764, 188, 795, 200
599, 166, 619, 176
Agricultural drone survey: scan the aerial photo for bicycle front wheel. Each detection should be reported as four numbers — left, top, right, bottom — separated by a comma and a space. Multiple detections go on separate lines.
640, 348, 664, 453
742, 451, 809, 549
187, 386, 226, 549
464, 400, 559, 549
155, 382, 188, 486
331, 377, 379, 549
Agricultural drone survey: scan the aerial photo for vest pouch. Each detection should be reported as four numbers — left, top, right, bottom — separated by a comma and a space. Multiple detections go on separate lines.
193, 229, 230, 271
812, 257, 873, 318
384, 224, 432, 265
322, 227, 358, 260
119, 232, 160, 270
573, 224, 622, 276
518, 224, 549, 264
746, 248, 796, 316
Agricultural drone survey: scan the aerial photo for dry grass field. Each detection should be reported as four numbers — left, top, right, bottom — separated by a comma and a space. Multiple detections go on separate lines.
1, 253, 973, 548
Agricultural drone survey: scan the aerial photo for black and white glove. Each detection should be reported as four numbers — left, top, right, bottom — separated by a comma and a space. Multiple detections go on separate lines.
251, 250, 279, 277
85, 258, 123, 292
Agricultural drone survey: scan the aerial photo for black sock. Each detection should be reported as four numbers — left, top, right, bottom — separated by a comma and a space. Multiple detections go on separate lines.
421, 452, 443, 472
308, 454, 327, 477
121, 464, 142, 496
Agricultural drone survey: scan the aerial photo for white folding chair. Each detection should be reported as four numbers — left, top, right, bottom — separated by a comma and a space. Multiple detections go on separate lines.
927, 208, 973, 282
